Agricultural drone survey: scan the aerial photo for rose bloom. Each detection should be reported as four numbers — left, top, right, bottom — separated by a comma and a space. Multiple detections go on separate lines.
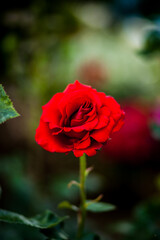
102, 103, 154, 162
35, 80, 124, 157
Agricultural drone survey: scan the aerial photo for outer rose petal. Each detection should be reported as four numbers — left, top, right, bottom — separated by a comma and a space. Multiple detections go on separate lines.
104, 96, 122, 116
35, 119, 73, 152
64, 80, 92, 93
98, 92, 122, 114
94, 106, 110, 130
74, 133, 91, 150
91, 118, 115, 142
41, 92, 64, 126
112, 111, 125, 133
73, 141, 103, 157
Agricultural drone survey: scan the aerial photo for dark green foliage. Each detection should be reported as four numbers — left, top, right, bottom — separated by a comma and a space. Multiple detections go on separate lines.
109, 199, 160, 240
111, 199, 160, 240
0, 209, 69, 240
125, 199, 160, 240
41, 222, 69, 240
140, 28, 160, 55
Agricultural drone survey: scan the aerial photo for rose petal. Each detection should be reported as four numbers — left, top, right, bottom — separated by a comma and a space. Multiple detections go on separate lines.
95, 106, 110, 129
91, 118, 115, 142
63, 116, 98, 133
35, 119, 73, 152
64, 80, 92, 93
74, 133, 91, 150
51, 127, 63, 135
104, 96, 122, 114
112, 111, 125, 132
73, 141, 102, 157
41, 92, 63, 126
64, 130, 87, 139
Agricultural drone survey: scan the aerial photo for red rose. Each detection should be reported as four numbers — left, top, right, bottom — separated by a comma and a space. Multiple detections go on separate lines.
35, 80, 124, 157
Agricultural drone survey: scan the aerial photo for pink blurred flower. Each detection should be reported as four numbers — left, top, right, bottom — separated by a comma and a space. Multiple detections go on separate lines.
102, 102, 154, 163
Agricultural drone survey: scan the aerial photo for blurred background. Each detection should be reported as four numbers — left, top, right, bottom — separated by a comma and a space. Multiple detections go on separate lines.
0, 0, 160, 239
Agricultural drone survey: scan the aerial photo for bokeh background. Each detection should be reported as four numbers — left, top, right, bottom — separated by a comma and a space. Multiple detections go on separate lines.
0, 0, 160, 239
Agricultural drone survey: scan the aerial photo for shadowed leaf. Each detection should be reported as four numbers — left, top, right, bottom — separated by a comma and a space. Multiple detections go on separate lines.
0, 209, 68, 229
139, 28, 160, 56
41, 222, 69, 240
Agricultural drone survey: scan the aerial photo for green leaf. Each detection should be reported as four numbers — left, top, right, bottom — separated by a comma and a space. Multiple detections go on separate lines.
0, 209, 68, 229
86, 202, 116, 213
58, 201, 79, 212
0, 84, 19, 124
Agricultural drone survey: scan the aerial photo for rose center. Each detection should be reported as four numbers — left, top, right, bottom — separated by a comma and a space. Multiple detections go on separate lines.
69, 102, 93, 127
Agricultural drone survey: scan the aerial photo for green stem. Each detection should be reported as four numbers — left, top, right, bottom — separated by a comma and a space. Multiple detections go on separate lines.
77, 154, 87, 239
